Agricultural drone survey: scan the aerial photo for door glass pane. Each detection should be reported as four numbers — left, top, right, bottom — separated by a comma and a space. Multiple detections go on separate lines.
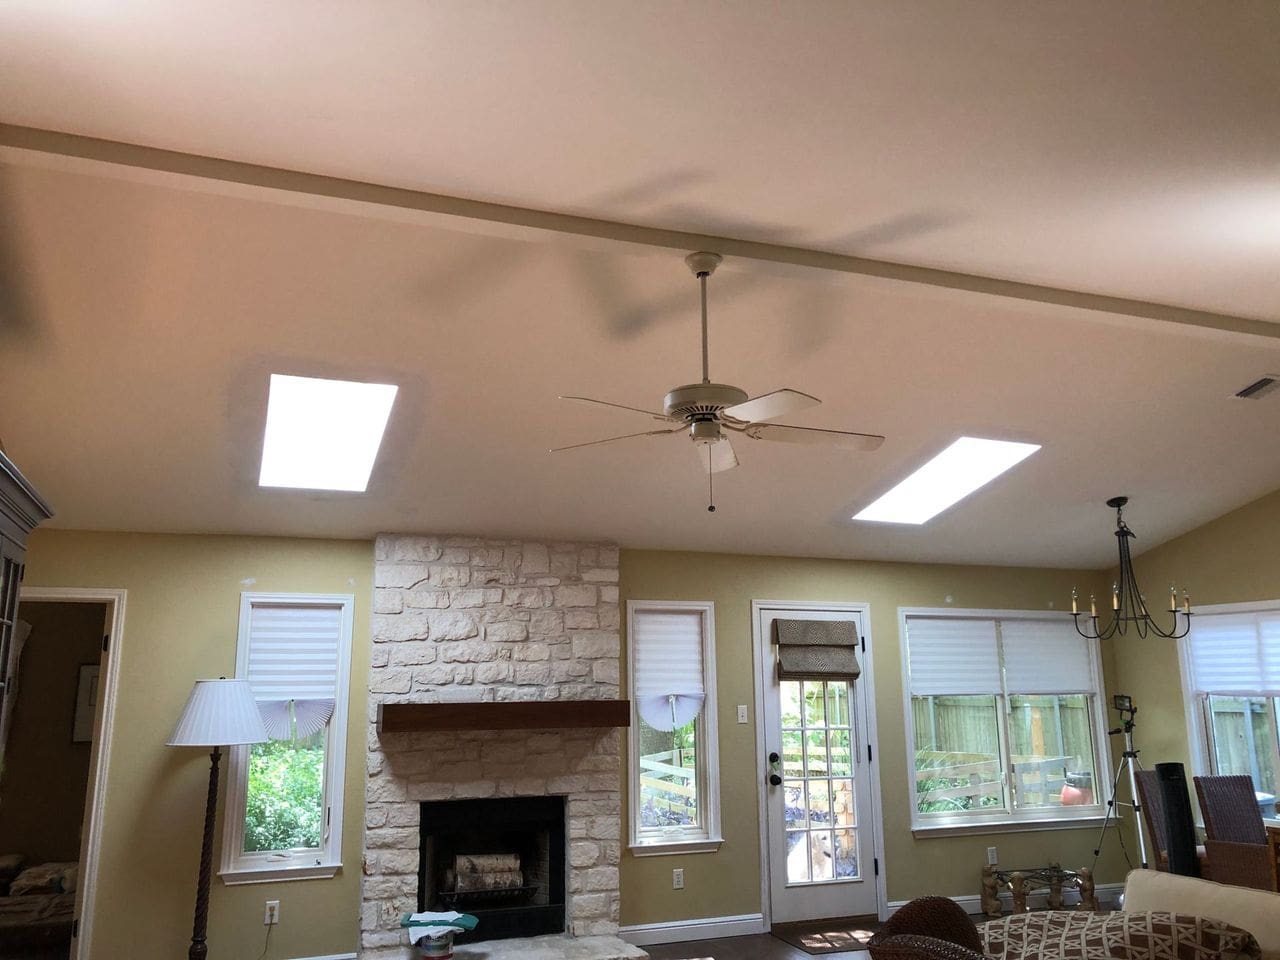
1006, 694, 1098, 810
780, 677, 858, 884
785, 831, 811, 882
1207, 695, 1278, 801
912, 694, 1004, 815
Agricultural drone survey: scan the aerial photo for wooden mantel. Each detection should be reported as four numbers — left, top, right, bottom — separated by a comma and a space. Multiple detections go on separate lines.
376, 699, 631, 734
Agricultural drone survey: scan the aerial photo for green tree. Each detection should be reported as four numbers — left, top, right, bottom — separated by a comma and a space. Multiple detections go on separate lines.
244, 734, 325, 852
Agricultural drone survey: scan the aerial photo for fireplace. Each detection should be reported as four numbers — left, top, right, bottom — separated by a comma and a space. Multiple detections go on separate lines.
418, 795, 567, 944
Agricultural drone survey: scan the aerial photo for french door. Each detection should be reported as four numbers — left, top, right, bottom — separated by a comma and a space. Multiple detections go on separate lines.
757, 603, 880, 924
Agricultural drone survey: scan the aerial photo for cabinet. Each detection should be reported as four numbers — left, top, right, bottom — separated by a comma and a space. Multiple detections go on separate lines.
0, 451, 54, 760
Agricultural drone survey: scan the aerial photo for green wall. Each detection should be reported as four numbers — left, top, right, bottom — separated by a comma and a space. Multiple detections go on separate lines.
619, 549, 1126, 925
22, 530, 371, 960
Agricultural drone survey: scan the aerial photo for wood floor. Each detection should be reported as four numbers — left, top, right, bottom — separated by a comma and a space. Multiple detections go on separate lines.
643, 933, 870, 960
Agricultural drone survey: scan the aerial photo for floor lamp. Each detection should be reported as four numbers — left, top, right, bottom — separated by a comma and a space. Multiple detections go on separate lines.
168, 679, 268, 960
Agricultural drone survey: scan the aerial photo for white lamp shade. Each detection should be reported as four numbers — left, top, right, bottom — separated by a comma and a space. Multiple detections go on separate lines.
168, 679, 269, 747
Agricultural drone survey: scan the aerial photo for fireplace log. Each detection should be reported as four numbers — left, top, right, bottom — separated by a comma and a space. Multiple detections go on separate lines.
455, 854, 520, 874
455, 870, 525, 892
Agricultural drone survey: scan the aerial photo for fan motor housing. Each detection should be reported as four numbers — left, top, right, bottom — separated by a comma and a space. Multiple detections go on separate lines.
663, 382, 748, 421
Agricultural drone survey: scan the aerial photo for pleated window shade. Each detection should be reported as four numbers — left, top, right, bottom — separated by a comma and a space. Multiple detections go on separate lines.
906, 616, 1001, 696
1190, 611, 1280, 696
633, 609, 706, 732
1000, 619, 1095, 694
245, 601, 343, 740
773, 619, 861, 680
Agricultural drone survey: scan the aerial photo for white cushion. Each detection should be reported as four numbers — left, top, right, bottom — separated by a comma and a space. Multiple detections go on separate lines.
1123, 869, 1280, 960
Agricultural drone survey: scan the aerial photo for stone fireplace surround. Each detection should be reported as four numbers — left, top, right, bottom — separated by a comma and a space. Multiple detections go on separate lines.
361, 535, 626, 959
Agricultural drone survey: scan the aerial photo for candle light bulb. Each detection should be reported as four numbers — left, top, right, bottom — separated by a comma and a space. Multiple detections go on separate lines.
1183, 590, 1191, 615
1170, 585, 1177, 613
1090, 594, 1097, 618
1072, 588, 1079, 615
1112, 582, 1120, 611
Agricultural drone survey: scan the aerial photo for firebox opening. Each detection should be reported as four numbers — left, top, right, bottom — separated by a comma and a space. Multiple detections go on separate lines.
418, 795, 566, 943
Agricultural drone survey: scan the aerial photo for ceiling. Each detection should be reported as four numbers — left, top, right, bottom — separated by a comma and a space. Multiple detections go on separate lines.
1, 2, 1279, 569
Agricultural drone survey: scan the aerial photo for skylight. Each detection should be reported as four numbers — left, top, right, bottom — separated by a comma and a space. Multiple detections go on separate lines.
853, 437, 1041, 525
258, 374, 398, 491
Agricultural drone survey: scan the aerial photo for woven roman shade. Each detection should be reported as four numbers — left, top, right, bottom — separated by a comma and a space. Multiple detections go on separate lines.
773, 619, 861, 680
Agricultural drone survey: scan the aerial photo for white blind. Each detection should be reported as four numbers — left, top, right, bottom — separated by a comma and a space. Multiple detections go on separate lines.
1190, 611, 1280, 696
1001, 619, 1094, 694
633, 609, 705, 730
906, 616, 1000, 696
246, 602, 343, 702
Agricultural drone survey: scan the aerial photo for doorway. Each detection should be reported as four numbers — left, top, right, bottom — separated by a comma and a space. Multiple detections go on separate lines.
6, 589, 125, 960
753, 601, 884, 926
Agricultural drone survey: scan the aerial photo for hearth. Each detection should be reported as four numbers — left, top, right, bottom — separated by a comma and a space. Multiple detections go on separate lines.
419, 795, 566, 944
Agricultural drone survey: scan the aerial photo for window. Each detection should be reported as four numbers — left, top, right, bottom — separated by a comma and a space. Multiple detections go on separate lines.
627, 600, 722, 855
221, 593, 354, 883
903, 610, 1106, 832
1181, 604, 1280, 819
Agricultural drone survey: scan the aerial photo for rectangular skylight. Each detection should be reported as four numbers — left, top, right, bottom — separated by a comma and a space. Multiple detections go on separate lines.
853, 436, 1041, 525
259, 374, 398, 491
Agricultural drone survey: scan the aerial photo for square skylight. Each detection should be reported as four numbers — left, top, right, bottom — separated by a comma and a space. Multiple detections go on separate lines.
258, 374, 398, 491
853, 436, 1041, 525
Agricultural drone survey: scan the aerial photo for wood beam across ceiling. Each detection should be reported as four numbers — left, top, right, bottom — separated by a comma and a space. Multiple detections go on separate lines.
2, 122, 1276, 343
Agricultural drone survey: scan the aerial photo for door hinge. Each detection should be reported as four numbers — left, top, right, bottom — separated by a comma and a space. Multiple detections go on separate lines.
102, 634, 110, 652
867, 744, 873, 764
72, 917, 79, 939
861, 635, 866, 652
874, 857, 880, 876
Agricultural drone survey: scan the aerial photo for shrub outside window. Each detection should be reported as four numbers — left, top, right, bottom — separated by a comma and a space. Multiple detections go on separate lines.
221, 593, 353, 883
628, 600, 722, 855
903, 610, 1106, 832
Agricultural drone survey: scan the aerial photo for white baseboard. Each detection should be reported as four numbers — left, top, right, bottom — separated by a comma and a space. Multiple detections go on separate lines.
619, 913, 767, 946
289, 954, 357, 960
887, 882, 1125, 915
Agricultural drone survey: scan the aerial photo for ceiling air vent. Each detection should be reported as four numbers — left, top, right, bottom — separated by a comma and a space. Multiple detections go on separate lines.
1233, 375, 1280, 400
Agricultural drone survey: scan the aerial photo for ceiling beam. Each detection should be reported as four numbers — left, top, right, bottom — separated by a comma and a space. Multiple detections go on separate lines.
3, 122, 1276, 342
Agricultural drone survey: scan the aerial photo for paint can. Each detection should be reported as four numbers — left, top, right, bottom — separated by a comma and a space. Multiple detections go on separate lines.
414, 930, 455, 959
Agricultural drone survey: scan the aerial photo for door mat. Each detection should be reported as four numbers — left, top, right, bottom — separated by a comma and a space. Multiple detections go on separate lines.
771, 917, 881, 955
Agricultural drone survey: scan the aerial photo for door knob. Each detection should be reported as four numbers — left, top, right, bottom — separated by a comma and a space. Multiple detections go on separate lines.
769, 773, 782, 786
768, 751, 780, 764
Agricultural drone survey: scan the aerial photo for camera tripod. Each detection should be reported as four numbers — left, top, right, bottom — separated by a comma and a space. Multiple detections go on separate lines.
1091, 704, 1149, 871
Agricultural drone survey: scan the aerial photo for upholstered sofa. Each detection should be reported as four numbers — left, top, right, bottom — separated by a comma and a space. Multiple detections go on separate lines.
869, 869, 1280, 960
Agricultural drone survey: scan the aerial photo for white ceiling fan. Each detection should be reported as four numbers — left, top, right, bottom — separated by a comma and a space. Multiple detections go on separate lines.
553, 252, 885, 509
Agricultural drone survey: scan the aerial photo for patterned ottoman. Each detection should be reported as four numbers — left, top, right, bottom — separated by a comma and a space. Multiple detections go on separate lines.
982, 911, 1260, 960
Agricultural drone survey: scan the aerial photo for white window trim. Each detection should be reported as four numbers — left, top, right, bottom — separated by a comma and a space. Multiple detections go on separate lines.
1177, 597, 1280, 827
220, 592, 354, 885
627, 599, 723, 856
900, 606, 1111, 836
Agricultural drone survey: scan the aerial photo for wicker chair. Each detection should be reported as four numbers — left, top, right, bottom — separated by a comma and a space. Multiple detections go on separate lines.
868, 896, 985, 960
1195, 774, 1274, 891
1135, 769, 1210, 877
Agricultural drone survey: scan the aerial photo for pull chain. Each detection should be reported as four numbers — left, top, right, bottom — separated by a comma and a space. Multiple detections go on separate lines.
707, 454, 716, 513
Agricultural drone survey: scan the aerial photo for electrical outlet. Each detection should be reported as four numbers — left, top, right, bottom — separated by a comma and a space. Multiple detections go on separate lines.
736, 704, 749, 724
264, 900, 280, 925
987, 846, 998, 865
672, 868, 684, 890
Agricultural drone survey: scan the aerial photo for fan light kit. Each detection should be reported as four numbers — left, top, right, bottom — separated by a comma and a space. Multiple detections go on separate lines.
553, 252, 885, 511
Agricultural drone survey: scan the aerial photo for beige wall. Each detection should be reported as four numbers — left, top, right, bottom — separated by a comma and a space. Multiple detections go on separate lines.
22, 530, 372, 960
1110, 487, 1280, 782
0, 600, 103, 863
618, 549, 1126, 926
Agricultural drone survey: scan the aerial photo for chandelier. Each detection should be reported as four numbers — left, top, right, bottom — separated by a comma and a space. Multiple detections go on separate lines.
1072, 496, 1192, 640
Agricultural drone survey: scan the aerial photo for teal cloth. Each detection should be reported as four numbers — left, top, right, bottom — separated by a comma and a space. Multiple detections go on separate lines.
400, 912, 478, 931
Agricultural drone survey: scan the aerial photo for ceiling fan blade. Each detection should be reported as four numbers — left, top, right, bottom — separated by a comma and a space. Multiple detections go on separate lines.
723, 388, 821, 424
550, 426, 684, 453
697, 437, 739, 474
559, 395, 676, 421
744, 423, 885, 451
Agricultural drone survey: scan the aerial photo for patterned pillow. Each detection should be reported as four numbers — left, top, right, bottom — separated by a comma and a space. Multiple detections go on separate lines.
982, 910, 1261, 960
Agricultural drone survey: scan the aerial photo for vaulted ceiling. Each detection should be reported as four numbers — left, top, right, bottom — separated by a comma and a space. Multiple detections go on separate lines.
2, 1, 1278, 568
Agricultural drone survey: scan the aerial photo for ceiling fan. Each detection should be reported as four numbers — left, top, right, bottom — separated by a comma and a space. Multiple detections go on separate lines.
553, 252, 885, 510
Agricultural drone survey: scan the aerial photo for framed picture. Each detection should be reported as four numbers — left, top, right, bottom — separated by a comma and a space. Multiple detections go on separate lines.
72, 663, 99, 743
